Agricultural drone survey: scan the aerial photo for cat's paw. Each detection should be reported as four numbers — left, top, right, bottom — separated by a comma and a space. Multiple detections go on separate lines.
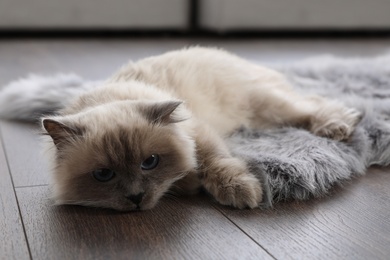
216, 173, 262, 209
203, 158, 263, 209
311, 105, 361, 141
314, 121, 352, 141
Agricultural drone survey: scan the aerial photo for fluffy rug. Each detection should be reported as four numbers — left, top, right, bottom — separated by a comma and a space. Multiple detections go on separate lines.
1, 54, 390, 208
228, 55, 390, 207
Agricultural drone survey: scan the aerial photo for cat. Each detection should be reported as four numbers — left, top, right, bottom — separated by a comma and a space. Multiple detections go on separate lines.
0, 47, 361, 211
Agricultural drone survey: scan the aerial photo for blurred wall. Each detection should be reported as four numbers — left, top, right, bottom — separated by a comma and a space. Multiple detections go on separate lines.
0, 0, 188, 29
0, 0, 389, 31
200, 0, 390, 31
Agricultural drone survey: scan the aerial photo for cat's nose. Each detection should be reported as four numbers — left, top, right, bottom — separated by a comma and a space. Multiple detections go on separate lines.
126, 192, 144, 205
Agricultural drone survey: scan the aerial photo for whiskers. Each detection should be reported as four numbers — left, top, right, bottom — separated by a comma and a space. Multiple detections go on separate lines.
55, 198, 98, 207
162, 170, 189, 203
171, 170, 189, 182
163, 190, 180, 203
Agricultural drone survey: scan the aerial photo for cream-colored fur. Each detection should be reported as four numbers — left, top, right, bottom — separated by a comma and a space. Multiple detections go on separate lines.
43, 47, 360, 210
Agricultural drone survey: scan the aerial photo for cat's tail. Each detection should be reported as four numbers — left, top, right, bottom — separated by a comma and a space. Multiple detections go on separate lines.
0, 73, 97, 121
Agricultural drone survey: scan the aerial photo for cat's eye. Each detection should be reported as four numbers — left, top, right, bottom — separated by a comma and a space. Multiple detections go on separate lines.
141, 154, 159, 170
92, 168, 116, 182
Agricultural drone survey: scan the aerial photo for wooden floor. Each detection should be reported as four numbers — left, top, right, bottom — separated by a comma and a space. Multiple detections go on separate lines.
1, 38, 390, 260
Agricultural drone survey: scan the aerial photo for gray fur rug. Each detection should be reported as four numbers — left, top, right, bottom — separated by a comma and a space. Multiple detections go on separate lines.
1, 54, 390, 208
227, 55, 390, 207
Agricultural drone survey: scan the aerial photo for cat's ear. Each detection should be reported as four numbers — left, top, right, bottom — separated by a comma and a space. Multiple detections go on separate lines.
140, 100, 185, 125
42, 118, 82, 147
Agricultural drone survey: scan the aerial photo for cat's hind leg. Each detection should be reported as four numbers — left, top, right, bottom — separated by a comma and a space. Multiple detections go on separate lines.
303, 96, 361, 140
248, 77, 361, 141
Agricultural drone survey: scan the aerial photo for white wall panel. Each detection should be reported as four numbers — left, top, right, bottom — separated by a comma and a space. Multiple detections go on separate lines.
0, 0, 188, 29
200, 0, 390, 31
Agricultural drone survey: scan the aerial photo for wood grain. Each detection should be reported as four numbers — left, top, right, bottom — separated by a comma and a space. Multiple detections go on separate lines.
16, 186, 271, 260
0, 124, 30, 260
0, 40, 192, 83
217, 166, 390, 260
0, 120, 50, 187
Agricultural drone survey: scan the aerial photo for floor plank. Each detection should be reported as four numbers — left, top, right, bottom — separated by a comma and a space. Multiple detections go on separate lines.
0, 121, 50, 187
217, 166, 390, 260
0, 126, 31, 260
0, 39, 192, 84
1, 38, 390, 87
16, 186, 271, 260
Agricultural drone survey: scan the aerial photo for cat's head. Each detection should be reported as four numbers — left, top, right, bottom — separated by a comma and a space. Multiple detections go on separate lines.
42, 100, 197, 211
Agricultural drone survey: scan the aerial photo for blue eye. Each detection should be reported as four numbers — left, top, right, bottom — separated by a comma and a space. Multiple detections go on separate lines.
141, 154, 159, 170
92, 168, 115, 182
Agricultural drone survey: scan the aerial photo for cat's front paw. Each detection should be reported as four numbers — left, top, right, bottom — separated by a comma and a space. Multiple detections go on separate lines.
217, 173, 263, 209
311, 105, 361, 141
203, 158, 263, 209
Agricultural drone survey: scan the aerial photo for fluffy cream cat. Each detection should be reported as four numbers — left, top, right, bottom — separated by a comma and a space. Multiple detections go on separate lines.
38, 47, 360, 211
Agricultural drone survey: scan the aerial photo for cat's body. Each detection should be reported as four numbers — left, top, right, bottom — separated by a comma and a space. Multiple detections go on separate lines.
0, 47, 361, 211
